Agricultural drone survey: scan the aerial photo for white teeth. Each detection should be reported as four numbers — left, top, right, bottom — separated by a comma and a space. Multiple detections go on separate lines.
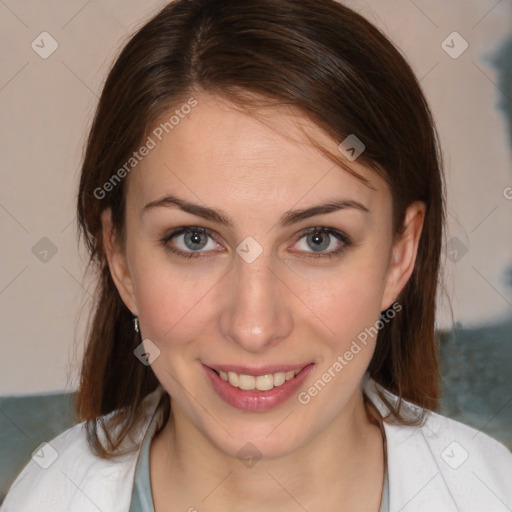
255, 374, 274, 391
238, 374, 256, 390
273, 372, 286, 386
216, 368, 305, 391
228, 372, 239, 387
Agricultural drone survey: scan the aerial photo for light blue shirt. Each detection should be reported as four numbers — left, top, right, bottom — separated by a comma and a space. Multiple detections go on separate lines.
129, 422, 155, 512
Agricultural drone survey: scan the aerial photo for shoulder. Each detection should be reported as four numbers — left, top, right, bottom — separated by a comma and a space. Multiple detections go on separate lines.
1, 386, 165, 512
365, 376, 512, 510
401, 407, 512, 509
1, 421, 137, 512
422, 406, 512, 462
417, 403, 512, 474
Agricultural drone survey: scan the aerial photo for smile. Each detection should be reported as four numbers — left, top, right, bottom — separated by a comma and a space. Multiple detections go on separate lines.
203, 363, 315, 411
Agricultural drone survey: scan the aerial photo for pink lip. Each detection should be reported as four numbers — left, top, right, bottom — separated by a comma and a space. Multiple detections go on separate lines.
203, 363, 315, 412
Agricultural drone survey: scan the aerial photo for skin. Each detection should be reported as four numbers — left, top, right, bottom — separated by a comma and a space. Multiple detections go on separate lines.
101, 92, 425, 511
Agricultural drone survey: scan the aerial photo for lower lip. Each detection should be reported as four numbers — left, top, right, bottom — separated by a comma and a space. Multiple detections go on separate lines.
203, 364, 315, 412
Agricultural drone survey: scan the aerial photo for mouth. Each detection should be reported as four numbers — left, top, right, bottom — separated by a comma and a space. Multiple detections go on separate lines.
203, 363, 315, 411
202, 363, 315, 412
209, 366, 307, 392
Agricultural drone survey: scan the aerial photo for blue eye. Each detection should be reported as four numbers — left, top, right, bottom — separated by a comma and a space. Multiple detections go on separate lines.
293, 227, 351, 257
160, 226, 220, 259
160, 226, 352, 260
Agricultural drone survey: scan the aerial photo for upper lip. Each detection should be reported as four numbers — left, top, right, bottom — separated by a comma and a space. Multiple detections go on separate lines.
205, 363, 313, 376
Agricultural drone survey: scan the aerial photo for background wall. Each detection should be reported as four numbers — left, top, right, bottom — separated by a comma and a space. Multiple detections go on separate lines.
0, 0, 511, 413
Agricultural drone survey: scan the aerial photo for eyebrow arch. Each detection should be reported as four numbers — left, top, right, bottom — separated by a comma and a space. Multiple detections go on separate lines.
142, 194, 369, 228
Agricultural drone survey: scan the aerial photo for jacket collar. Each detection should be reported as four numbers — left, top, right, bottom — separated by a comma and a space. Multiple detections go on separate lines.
363, 376, 459, 511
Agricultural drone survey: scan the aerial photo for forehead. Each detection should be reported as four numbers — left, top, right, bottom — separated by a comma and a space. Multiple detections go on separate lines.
127, 93, 389, 215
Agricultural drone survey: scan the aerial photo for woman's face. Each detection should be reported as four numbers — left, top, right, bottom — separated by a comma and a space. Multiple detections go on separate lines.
102, 93, 424, 459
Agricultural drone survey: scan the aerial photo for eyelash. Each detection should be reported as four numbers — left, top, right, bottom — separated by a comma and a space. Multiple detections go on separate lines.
160, 226, 353, 261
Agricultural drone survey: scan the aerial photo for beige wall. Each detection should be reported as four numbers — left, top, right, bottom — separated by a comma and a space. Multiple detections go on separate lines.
1, 0, 511, 395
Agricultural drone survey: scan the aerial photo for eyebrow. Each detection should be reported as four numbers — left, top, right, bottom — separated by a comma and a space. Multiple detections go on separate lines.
142, 194, 369, 228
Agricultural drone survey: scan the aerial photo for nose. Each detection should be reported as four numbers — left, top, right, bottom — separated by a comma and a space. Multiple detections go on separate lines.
219, 249, 294, 353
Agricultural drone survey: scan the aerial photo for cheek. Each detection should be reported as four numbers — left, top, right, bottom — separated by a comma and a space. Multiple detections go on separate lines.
298, 255, 390, 341
132, 253, 218, 346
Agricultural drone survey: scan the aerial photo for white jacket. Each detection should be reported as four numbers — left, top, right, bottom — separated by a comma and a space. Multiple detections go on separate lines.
2, 377, 511, 512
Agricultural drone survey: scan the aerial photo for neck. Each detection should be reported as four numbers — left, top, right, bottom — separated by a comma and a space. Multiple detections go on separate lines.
150, 389, 385, 512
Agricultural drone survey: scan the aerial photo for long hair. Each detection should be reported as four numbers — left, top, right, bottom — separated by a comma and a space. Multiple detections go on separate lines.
76, 0, 445, 457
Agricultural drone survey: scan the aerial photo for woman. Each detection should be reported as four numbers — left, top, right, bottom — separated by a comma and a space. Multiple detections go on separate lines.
2, 0, 511, 511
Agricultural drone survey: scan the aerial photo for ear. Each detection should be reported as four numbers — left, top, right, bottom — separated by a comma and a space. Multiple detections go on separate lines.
380, 201, 426, 311
100, 208, 138, 316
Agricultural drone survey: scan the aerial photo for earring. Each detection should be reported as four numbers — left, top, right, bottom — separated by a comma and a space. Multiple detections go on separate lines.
133, 316, 140, 333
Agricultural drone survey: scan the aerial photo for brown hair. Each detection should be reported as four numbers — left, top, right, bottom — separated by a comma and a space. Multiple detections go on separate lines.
76, 0, 445, 457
